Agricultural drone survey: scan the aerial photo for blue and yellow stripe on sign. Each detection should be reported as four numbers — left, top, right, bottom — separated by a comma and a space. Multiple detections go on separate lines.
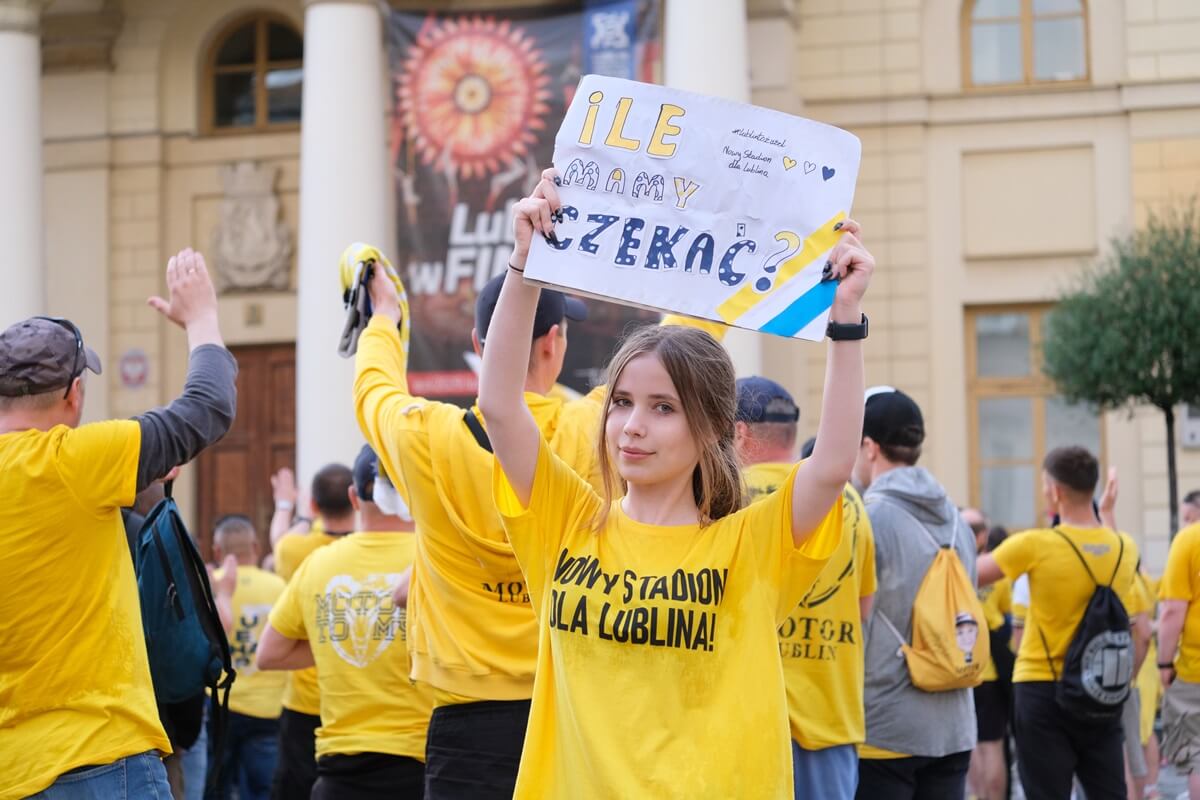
715, 212, 845, 333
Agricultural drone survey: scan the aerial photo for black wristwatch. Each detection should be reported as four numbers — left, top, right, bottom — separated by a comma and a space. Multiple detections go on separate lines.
827, 313, 869, 341
1158, 662, 1176, 670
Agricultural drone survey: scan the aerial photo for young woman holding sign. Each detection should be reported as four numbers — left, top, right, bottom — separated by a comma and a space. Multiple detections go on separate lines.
391, 166, 869, 797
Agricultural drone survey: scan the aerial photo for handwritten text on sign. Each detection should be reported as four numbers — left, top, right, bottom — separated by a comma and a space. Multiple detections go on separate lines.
525, 75, 861, 341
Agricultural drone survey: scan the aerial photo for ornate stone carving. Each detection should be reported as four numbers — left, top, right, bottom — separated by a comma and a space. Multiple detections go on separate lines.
210, 161, 293, 293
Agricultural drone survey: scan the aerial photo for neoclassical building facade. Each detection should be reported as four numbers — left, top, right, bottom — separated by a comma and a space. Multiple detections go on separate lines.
3, 0, 1198, 564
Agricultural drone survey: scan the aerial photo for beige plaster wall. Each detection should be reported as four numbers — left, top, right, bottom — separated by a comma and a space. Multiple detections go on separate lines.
1125, 0, 1200, 82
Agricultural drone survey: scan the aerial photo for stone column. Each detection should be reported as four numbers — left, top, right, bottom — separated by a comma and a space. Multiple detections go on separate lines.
0, 0, 46, 325
296, 0, 391, 480
663, 0, 761, 377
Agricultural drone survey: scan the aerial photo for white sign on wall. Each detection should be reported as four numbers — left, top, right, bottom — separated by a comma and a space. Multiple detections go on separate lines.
525, 75, 862, 341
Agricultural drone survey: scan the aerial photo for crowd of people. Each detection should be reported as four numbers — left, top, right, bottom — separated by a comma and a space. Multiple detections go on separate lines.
4, 168, 1200, 800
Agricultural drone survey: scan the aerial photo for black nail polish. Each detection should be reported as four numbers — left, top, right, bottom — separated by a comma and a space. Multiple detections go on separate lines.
545, 232, 560, 246
553, 177, 562, 186
821, 261, 834, 281
833, 222, 844, 231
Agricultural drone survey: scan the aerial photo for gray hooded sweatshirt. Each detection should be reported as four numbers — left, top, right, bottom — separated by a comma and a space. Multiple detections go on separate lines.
861, 465, 978, 758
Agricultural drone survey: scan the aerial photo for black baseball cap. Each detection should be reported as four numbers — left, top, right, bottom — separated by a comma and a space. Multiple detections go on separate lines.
474, 274, 588, 344
0, 317, 102, 397
863, 386, 925, 448
735, 376, 800, 424
353, 444, 381, 503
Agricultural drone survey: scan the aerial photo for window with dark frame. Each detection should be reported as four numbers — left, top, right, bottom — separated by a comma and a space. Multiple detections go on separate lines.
206, 14, 303, 134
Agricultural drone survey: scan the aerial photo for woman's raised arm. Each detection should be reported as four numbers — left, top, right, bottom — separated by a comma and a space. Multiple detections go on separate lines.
790, 220, 873, 545
477, 169, 564, 505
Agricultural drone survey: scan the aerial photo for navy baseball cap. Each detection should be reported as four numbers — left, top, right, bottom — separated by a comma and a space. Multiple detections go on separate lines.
474, 274, 588, 344
735, 376, 800, 424
863, 386, 925, 448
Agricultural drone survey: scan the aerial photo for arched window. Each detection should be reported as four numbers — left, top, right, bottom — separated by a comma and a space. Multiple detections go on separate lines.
964, 0, 1088, 88
204, 13, 303, 133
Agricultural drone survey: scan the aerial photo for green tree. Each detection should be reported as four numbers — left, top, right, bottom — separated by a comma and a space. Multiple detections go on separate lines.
1042, 201, 1200, 537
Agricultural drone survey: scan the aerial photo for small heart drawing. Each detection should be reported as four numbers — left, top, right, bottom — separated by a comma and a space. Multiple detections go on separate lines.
783, 156, 797, 171
803, 161, 817, 174
324, 573, 404, 668
822, 166, 836, 181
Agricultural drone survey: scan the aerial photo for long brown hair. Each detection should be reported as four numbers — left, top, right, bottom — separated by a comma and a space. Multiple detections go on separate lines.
594, 325, 744, 530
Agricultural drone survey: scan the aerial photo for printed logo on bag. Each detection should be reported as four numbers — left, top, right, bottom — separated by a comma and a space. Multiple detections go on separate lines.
1081, 629, 1134, 704
316, 573, 405, 668
955, 611, 980, 664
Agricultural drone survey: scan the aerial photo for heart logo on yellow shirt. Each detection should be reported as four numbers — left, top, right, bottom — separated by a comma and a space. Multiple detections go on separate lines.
322, 573, 404, 668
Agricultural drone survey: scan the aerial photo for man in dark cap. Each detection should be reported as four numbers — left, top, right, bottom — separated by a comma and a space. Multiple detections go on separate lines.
853, 387, 978, 800
0, 248, 237, 799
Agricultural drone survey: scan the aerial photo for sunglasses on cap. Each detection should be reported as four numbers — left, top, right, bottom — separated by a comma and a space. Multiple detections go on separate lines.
33, 316, 84, 399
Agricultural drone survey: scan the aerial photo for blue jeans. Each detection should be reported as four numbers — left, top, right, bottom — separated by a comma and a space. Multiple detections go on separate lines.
207, 711, 279, 800
30, 751, 172, 799
180, 702, 208, 800
792, 741, 858, 800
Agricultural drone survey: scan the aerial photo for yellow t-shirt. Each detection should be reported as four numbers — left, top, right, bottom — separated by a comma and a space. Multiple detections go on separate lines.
355, 315, 604, 701
276, 528, 341, 715
494, 439, 842, 799
214, 565, 287, 719
0, 421, 170, 800
978, 578, 1013, 682
1137, 571, 1161, 744
269, 532, 433, 760
1160, 524, 1200, 682
747, 463, 876, 750
992, 526, 1147, 683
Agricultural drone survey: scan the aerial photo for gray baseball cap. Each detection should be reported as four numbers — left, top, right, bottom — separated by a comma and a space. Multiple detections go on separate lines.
0, 317, 102, 397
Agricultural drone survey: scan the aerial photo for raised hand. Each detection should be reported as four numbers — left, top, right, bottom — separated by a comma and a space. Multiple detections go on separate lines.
510, 167, 562, 265
148, 248, 219, 329
826, 219, 874, 311
148, 248, 223, 348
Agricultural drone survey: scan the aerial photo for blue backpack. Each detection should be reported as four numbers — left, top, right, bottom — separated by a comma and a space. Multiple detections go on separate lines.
135, 483, 236, 770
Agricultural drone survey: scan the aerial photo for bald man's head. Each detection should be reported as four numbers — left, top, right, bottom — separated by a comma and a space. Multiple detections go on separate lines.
213, 515, 259, 565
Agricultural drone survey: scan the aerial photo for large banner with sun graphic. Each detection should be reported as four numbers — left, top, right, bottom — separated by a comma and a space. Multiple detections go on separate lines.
388, 3, 662, 403
526, 75, 862, 341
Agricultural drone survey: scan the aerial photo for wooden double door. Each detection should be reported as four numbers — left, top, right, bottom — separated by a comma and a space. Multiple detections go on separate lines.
195, 343, 295, 560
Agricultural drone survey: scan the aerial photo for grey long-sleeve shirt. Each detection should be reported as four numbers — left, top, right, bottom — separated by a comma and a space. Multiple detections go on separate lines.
134, 344, 237, 492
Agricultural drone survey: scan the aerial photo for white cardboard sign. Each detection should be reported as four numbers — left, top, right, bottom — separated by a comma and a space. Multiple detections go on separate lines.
524, 75, 861, 341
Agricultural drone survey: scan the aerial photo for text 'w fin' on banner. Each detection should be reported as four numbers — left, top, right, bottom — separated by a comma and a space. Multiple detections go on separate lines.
525, 74, 862, 341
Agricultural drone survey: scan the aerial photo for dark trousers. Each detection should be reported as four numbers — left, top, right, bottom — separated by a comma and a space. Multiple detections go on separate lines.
424, 699, 531, 800
855, 750, 971, 800
311, 752, 424, 800
206, 711, 279, 800
269, 708, 320, 800
1013, 681, 1125, 800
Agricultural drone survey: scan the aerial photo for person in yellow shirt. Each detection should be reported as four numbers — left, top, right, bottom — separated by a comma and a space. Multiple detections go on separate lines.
978, 447, 1152, 800
269, 463, 355, 800
1134, 570, 1163, 800
1156, 513, 1200, 800
0, 248, 237, 799
259, 445, 433, 799
964, 514, 1013, 800
468, 172, 869, 798
354, 251, 600, 796
736, 376, 876, 800
207, 516, 286, 800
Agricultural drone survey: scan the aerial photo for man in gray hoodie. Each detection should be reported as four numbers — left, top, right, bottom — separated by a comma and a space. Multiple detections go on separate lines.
854, 387, 976, 800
